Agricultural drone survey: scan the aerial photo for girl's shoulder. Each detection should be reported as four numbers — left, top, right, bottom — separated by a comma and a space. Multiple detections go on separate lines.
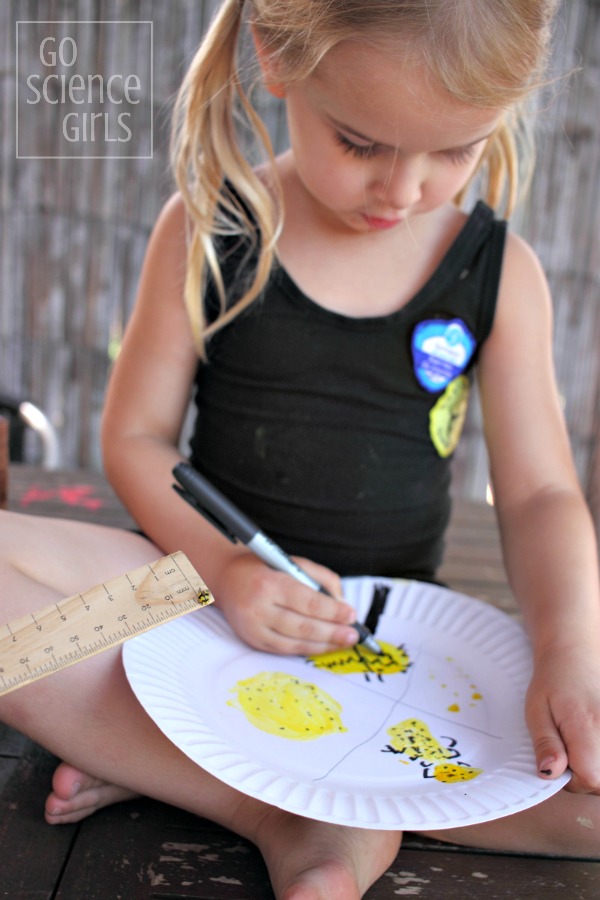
142, 192, 189, 268
484, 228, 552, 357
498, 229, 550, 313
502, 228, 546, 276
153, 191, 188, 234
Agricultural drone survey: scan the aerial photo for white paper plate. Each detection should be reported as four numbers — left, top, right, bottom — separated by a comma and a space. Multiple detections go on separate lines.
123, 577, 569, 830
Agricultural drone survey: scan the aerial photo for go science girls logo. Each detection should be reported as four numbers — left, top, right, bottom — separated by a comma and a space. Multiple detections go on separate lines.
16, 21, 153, 159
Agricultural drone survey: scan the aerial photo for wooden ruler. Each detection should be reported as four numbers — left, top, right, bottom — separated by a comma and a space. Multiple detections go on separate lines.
0, 551, 212, 696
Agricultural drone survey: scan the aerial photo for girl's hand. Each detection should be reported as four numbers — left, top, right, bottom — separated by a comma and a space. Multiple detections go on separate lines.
526, 646, 600, 794
212, 553, 359, 656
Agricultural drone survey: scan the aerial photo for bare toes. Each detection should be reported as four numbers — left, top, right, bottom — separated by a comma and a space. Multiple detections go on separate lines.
45, 762, 138, 824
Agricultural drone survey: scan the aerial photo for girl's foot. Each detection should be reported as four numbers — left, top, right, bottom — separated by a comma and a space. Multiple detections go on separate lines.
45, 762, 139, 824
255, 804, 401, 900
46, 764, 401, 899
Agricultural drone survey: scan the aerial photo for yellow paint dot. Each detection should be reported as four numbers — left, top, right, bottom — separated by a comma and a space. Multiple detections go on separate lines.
447, 703, 460, 713
471, 692, 483, 701
228, 672, 347, 740
433, 763, 483, 783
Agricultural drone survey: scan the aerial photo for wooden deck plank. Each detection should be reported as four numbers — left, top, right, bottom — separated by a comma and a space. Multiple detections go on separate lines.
365, 847, 600, 898
0, 742, 77, 899
55, 799, 274, 900
0, 721, 32, 758
7, 465, 136, 529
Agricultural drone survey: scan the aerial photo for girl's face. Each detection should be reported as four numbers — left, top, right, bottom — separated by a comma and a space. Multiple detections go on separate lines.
282, 41, 501, 234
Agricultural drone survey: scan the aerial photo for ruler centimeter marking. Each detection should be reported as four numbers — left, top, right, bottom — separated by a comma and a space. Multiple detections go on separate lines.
0, 551, 213, 696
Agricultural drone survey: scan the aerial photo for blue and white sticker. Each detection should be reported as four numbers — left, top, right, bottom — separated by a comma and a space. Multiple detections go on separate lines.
412, 318, 476, 392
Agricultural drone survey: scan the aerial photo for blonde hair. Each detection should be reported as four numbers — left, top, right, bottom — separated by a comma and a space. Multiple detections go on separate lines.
172, 0, 559, 350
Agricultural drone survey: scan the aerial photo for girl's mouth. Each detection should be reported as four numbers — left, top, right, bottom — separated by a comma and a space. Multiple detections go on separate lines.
361, 214, 404, 230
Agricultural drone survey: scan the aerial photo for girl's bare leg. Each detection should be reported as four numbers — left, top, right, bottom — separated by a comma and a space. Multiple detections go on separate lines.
0, 510, 401, 899
419, 786, 600, 858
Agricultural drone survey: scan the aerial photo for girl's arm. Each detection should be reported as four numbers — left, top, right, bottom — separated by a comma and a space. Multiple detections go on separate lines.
477, 232, 600, 794
101, 194, 357, 655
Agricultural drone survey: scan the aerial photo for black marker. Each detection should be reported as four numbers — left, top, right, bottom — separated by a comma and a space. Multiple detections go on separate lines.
172, 462, 383, 655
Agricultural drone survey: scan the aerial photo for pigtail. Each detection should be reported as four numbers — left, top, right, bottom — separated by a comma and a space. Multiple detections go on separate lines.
456, 114, 529, 219
482, 121, 524, 217
171, 0, 283, 354
472, 112, 534, 218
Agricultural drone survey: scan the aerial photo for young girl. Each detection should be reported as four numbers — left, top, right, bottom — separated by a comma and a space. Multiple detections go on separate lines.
2, 1, 600, 897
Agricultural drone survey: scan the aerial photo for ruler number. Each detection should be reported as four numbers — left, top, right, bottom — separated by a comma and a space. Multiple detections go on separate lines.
0, 554, 208, 698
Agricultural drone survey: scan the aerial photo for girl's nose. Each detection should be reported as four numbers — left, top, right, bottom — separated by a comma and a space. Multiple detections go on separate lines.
372, 156, 423, 211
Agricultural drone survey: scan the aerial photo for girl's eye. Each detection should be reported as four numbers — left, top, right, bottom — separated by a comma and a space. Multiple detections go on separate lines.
443, 144, 478, 166
334, 132, 377, 159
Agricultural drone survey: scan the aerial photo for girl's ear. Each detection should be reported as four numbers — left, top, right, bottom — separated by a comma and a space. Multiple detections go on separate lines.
252, 26, 286, 98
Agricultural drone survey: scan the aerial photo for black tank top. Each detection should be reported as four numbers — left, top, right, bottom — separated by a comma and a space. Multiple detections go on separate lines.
189, 201, 506, 580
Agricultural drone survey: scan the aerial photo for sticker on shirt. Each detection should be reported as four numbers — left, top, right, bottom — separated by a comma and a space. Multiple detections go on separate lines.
429, 375, 470, 458
412, 318, 476, 392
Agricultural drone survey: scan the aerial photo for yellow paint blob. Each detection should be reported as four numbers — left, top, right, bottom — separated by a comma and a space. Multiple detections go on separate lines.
308, 641, 410, 677
387, 718, 456, 763
432, 763, 483, 783
471, 692, 483, 701
447, 703, 460, 713
228, 671, 347, 740
429, 375, 470, 458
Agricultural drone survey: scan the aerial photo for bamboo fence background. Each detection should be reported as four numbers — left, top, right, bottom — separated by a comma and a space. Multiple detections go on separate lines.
1, 1, 599, 525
